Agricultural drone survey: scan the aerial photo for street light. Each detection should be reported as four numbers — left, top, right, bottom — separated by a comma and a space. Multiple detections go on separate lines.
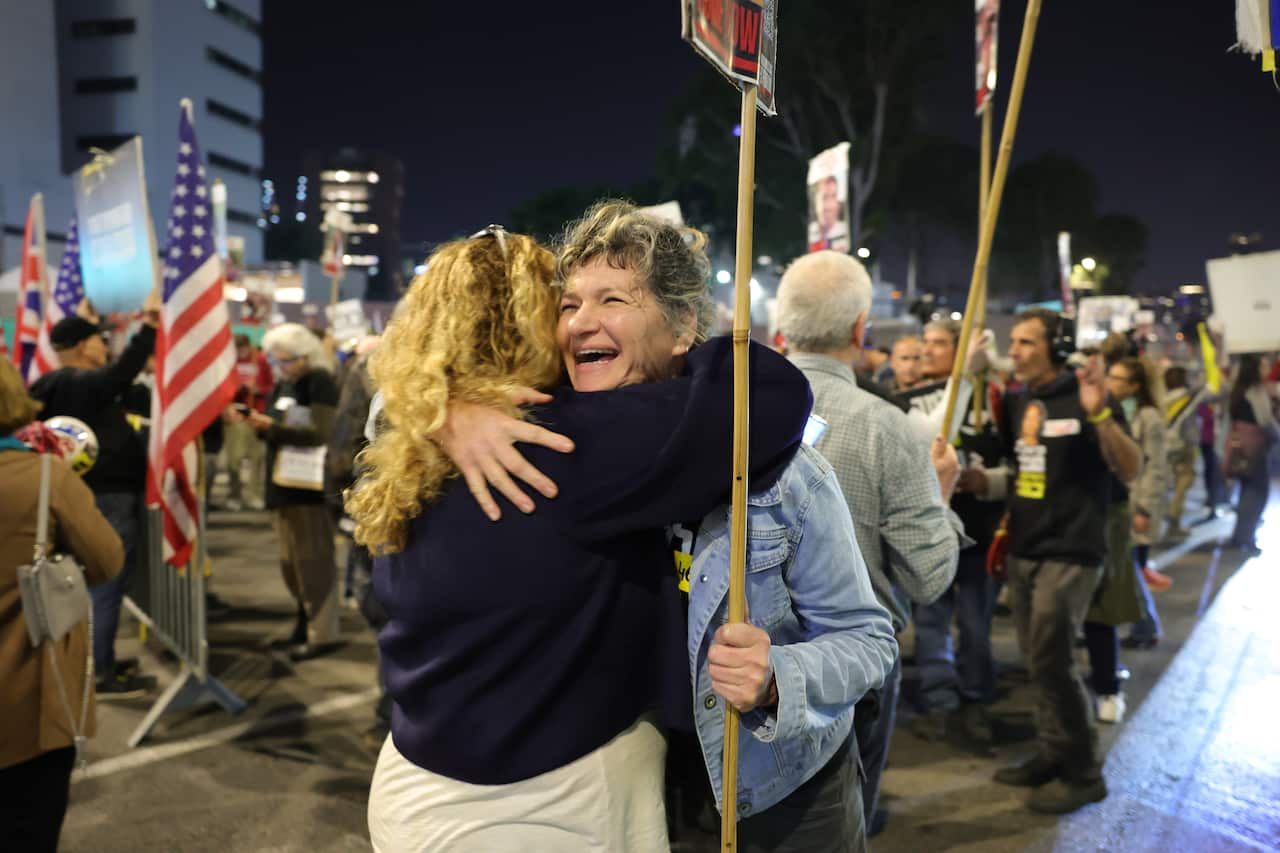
856, 247, 871, 259
1081, 257, 1097, 272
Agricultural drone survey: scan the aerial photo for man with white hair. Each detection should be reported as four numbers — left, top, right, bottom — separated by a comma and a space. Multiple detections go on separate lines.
776, 250, 967, 836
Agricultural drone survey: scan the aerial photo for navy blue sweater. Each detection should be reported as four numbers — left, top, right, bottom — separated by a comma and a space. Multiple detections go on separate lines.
374, 338, 811, 784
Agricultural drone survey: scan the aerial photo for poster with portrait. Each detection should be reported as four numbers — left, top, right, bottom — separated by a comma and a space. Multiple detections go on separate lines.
73, 137, 160, 314
975, 0, 999, 115
681, 0, 778, 115
1076, 296, 1140, 348
806, 142, 851, 254
1206, 249, 1280, 354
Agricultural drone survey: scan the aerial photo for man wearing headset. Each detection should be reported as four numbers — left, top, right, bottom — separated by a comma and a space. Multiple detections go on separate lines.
979, 308, 1140, 815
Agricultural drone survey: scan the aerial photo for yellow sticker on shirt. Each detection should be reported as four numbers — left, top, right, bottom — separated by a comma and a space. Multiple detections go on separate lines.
674, 551, 692, 593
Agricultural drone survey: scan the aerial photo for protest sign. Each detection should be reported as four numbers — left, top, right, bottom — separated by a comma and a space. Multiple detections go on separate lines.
806, 142, 851, 253
327, 298, 370, 345
681, 0, 778, 114
638, 201, 685, 226
1076, 296, 1140, 348
1206, 249, 1280, 354
976, 0, 999, 115
73, 137, 160, 314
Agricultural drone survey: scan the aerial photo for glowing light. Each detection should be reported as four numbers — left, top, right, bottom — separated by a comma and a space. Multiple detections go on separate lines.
857, 247, 871, 259
716, 269, 732, 285
1081, 257, 1097, 271
334, 170, 351, 182
951, 312, 962, 321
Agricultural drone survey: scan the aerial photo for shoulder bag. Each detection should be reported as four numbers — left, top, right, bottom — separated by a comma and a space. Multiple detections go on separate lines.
15, 453, 94, 767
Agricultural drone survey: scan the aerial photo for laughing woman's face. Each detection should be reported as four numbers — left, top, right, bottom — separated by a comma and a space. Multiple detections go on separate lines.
556, 257, 686, 392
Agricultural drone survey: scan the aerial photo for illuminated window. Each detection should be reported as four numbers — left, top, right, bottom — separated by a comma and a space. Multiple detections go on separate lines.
321, 185, 370, 202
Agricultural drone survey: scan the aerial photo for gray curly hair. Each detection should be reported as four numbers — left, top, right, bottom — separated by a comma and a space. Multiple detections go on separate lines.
556, 200, 714, 345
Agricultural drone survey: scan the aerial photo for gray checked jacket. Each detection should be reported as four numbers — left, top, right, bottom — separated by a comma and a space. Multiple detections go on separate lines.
790, 352, 965, 631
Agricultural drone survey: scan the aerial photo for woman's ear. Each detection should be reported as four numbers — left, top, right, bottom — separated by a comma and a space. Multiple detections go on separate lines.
672, 329, 696, 358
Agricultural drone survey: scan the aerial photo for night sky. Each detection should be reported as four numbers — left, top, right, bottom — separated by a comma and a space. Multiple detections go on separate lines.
263, 1, 1277, 294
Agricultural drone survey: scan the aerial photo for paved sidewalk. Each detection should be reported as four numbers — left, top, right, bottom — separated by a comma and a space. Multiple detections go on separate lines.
59, 483, 1279, 852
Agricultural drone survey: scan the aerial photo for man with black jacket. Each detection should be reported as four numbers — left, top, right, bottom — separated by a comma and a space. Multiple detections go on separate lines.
30, 304, 158, 697
908, 318, 1008, 748
985, 309, 1141, 814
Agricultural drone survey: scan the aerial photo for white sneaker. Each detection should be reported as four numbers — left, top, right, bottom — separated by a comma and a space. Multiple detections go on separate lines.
1097, 693, 1126, 724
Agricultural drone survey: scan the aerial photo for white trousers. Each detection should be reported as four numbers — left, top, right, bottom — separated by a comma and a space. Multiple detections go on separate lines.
368, 714, 669, 853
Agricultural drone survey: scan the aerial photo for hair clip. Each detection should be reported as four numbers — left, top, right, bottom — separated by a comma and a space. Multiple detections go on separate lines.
470, 224, 509, 263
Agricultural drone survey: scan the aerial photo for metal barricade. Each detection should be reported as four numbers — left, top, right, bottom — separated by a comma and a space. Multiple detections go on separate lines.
123, 498, 244, 747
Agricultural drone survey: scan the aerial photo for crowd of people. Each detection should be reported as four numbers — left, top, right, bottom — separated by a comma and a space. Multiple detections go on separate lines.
2, 199, 1278, 851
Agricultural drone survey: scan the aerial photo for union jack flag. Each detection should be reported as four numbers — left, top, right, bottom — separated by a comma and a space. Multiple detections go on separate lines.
11, 195, 48, 382
147, 102, 237, 567
29, 217, 85, 382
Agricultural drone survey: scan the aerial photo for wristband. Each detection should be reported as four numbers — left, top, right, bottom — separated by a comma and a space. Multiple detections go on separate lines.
1088, 406, 1112, 424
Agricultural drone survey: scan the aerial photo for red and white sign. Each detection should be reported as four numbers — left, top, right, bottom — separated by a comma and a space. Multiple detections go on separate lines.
976, 0, 999, 115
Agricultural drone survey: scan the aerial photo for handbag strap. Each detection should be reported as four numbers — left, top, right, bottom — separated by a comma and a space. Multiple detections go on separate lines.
34, 453, 52, 561
44, 603, 94, 770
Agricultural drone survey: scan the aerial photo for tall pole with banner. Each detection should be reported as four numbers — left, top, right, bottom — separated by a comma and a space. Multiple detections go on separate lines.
321, 208, 350, 307
939, 0, 1043, 440
973, 0, 998, 426
681, 1, 776, 848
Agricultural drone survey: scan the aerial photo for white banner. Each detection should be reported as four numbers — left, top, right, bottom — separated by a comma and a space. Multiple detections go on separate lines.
1206, 250, 1280, 354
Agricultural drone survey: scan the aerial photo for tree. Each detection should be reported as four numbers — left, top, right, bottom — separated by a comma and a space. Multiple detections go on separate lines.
1078, 213, 1149, 295
880, 136, 980, 297
654, 0, 956, 259
990, 152, 1099, 298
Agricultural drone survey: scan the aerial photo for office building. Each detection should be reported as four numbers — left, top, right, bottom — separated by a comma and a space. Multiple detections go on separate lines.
302, 148, 405, 301
1, 0, 264, 271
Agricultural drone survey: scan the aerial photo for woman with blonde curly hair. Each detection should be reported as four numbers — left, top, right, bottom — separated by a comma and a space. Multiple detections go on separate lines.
357, 224, 812, 852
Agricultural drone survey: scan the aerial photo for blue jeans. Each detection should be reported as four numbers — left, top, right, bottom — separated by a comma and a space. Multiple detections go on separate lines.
91, 492, 141, 674
854, 654, 900, 823
914, 548, 997, 711
1128, 545, 1162, 642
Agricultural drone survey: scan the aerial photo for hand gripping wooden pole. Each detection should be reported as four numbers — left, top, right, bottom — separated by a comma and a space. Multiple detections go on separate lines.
939, 0, 1043, 438
721, 82, 758, 853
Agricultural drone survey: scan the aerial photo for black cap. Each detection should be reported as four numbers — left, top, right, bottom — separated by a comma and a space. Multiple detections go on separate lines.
50, 317, 104, 350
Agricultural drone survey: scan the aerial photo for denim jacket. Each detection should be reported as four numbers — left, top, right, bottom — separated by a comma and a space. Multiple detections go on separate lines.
685, 443, 898, 819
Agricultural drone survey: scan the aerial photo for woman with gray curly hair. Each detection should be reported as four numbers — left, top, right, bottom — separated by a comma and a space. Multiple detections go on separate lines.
237, 322, 341, 660
435, 202, 896, 852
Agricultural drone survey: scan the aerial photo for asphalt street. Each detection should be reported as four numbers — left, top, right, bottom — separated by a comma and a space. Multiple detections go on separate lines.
58, 477, 1279, 852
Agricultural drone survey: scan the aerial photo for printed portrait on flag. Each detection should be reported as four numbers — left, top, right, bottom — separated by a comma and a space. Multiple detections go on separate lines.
975, 0, 999, 115
806, 142, 851, 254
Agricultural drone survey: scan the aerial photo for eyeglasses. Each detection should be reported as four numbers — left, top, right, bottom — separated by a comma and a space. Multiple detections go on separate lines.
470, 224, 509, 262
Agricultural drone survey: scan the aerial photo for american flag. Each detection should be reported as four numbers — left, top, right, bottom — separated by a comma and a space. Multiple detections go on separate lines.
29, 217, 85, 382
12, 195, 47, 382
147, 102, 237, 567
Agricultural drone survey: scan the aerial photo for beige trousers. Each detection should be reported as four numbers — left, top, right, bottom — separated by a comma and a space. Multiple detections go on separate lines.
368, 715, 669, 853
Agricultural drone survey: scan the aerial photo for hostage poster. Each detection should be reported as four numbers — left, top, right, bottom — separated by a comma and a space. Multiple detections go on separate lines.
806, 142, 851, 254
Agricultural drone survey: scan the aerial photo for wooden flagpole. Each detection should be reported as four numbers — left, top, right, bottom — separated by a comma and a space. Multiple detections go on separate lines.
972, 105, 994, 427
939, 0, 1043, 438
721, 81, 758, 853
